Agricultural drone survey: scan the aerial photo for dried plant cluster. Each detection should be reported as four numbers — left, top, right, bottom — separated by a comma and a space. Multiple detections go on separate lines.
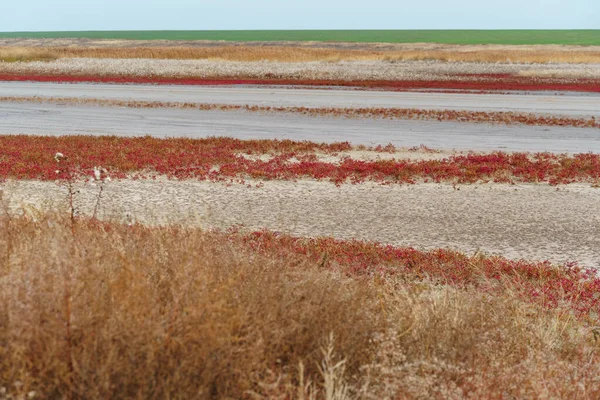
1, 135, 599, 186
1, 213, 600, 399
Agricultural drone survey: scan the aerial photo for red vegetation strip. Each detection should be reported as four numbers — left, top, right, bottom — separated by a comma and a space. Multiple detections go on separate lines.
2, 96, 599, 129
2, 135, 600, 185
2, 73, 600, 93
237, 230, 600, 319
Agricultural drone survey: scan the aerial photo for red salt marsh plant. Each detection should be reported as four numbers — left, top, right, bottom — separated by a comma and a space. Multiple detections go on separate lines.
1, 135, 600, 185
238, 230, 600, 321
2, 73, 600, 93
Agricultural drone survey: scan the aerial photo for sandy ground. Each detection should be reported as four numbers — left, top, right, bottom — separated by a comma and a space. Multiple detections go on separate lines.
2, 179, 599, 268
1, 102, 598, 153
2, 82, 600, 117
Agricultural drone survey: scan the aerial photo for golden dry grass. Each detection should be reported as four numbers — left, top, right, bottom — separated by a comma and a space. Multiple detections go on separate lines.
2, 45, 600, 63
0, 48, 58, 63
0, 212, 382, 399
1, 206, 600, 399
382, 49, 600, 64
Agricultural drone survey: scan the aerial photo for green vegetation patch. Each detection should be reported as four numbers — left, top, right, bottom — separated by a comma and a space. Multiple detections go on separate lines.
1, 30, 599, 45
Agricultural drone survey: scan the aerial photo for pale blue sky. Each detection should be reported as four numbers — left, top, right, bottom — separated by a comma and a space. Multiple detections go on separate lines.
4, 0, 598, 31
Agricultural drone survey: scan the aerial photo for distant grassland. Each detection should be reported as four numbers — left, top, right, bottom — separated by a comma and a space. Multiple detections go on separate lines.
1, 30, 600, 45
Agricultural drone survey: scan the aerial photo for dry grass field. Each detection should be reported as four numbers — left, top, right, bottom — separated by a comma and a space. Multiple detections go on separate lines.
2, 41, 600, 63
2, 53, 600, 93
2, 58, 600, 89
2, 40, 600, 92
2, 211, 600, 399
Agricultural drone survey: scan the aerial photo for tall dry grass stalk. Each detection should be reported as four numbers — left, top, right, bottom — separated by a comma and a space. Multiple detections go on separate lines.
2, 46, 600, 64
1, 210, 600, 398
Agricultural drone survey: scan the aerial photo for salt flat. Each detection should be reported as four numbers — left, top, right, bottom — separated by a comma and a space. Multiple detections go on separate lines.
1, 81, 599, 117
1, 102, 599, 152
